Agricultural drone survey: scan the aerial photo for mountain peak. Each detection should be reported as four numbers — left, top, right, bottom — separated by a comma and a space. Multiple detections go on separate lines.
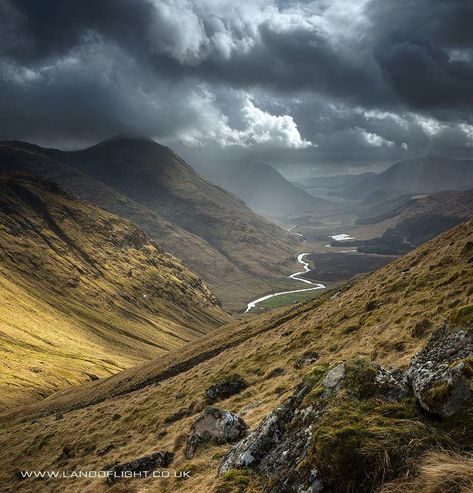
92, 135, 161, 150
80, 135, 187, 168
102, 134, 155, 144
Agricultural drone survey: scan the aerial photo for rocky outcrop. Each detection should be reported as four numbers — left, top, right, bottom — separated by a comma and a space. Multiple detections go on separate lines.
107, 450, 173, 484
218, 384, 310, 476
185, 407, 247, 459
408, 320, 473, 417
219, 359, 408, 492
205, 375, 248, 403
218, 318, 473, 492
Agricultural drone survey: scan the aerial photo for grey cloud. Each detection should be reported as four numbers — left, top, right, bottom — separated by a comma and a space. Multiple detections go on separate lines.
367, 0, 473, 112
0, 0, 472, 170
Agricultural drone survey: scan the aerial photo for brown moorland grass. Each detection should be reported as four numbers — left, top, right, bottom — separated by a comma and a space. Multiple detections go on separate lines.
0, 220, 471, 492
0, 173, 230, 409
381, 451, 473, 493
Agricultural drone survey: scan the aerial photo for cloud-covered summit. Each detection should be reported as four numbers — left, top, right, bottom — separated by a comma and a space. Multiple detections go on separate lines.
1, 0, 472, 173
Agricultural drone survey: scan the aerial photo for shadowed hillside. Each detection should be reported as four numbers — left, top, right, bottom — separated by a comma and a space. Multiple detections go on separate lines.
346, 189, 473, 254
0, 173, 230, 409
0, 139, 299, 311
195, 161, 333, 218
340, 156, 473, 200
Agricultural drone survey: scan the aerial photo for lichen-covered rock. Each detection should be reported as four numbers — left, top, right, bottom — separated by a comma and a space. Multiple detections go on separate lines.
408, 320, 473, 417
185, 407, 247, 458
322, 363, 345, 389
344, 358, 409, 402
205, 375, 248, 403
218, 384, 310, 476
219, 359, 407, 492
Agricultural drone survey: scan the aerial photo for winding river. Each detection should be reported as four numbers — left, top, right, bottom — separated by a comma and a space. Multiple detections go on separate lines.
244, 253, 326, 313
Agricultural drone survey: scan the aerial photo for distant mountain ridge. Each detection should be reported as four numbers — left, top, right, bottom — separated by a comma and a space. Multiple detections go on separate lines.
349, 188, 473, 254
340, 156, 473, 199
195, 160, 333, 218
294, 171, 376, 190
0, 138, 298, 311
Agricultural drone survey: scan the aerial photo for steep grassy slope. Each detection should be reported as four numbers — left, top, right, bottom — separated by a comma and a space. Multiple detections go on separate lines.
0, 220, 471, 492
396, 189, 473, 221
0, 173, 229, 410
0, 140, 298, 311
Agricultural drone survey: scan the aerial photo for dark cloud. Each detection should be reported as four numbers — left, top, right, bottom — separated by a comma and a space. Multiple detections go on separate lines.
367, 0, 473, 111
0, 0, 472, 170
0, 0, 155, 62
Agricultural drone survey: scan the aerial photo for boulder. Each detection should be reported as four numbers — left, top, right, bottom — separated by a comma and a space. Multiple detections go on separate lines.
322, 363, 345, 389
294, 351, 319, 369
107, 450, 173, 484
185, 407, 247, 458
205, 375, 248, 403
408, 320, 473, 417
267, 367, 286, 379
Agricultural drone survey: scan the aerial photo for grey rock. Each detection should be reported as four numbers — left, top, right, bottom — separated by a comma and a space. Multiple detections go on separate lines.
219, 385, 309, 475
322, 363, 345, 389
372, 364, 410, 402
408, 320, 473, 417
185, 407, 247, 458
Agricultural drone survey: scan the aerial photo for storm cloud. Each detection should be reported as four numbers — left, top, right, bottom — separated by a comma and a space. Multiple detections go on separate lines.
1, 0, 472, 173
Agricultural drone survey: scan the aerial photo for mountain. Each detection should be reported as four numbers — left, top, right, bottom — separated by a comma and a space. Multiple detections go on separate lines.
195, 161, 333, 217
359, 188, 473, 225
294, 171, 376, 190
349, 189, 473, 254
0, 173, 229, 409
340, 156, 473, 200
1, 219, 472, 492
396, 188, 473, 221
0, 139, 298, 311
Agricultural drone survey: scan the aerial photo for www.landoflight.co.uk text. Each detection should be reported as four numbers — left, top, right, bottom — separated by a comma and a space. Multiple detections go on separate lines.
17, 469, 190, 479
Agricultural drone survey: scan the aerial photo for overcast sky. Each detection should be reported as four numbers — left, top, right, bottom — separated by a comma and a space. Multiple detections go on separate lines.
1, 0, 473, 176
